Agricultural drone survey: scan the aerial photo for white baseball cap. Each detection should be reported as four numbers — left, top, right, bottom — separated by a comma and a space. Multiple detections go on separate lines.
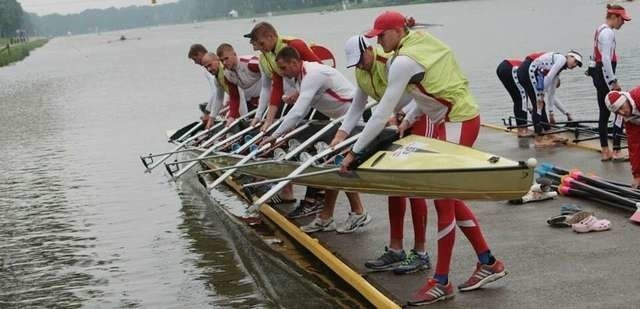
567, 50, 583, 67
345, 35, 371, 68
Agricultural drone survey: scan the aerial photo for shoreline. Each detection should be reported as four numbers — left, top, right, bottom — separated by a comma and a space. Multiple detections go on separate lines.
0, 39, 49, 67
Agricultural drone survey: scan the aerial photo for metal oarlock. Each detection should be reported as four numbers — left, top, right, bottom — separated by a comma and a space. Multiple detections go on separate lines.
165, 159, 180, 178
140, 155, 152, 169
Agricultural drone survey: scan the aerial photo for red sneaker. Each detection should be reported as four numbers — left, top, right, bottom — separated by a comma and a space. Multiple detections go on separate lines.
407, 278, 454, 306
458, 260, 508, 292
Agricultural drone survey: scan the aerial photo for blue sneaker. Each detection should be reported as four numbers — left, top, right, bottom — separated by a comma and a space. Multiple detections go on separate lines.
393, 250, 431, 275
364, 247, 406, 271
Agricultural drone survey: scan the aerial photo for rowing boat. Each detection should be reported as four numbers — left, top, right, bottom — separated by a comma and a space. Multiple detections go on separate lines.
188, 123, 533, 200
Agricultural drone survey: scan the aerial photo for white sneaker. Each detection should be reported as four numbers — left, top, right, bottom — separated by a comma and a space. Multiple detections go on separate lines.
337, 212, 372, 234
301, 216, 336, 233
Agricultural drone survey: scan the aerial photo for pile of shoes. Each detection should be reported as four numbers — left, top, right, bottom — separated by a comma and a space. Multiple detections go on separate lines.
508, 177, 557, 204
546, 204, 611, 233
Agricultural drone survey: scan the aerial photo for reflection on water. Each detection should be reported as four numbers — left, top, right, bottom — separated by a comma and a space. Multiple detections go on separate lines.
2, 0, 640, 307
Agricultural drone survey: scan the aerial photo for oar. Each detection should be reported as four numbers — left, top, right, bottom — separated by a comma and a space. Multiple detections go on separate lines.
569, 170, 640, 200
141, 121, 225, 172
561, 175, 640, 222
243, 167, 339, 188
557, 184, 637, 213
204, 118, 313, 190
246, 132, 362, 214
206, 102, 375, 190
198, 110, 257, 148
167, 120, 260, 179
170, 121, 202, 142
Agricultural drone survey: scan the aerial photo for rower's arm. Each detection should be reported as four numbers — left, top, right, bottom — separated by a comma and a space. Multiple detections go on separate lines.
207, 80, 225, 117
351, 56, 420, 154
549, 92, 569, 115
598, 29, 617, 88
204, 70, 216, 114
402, 100, 424, 127
339, 87, 368, 135
542, 55, 566, 100
255, 70, 272, 120
272, 70, 324, 137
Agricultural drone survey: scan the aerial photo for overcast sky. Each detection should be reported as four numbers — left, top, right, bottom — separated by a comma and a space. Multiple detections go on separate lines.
20, 0, 179, 16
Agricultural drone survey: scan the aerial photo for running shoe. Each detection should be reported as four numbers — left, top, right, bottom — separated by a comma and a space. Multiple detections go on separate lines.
364, 246, 405, 271
458, 260, 508, 292
408, 278, 454, 306
393, 250, 431, 275
300, 216, 335, 233
286, 199, 324, 219
336, 212, 372, 234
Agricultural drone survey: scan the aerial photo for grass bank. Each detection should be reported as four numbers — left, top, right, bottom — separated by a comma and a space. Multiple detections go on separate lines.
0, 39, 49, 67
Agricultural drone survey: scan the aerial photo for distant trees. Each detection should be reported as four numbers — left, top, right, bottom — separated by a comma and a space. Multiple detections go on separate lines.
16, 0, 435, 37
0, 0, 24, 37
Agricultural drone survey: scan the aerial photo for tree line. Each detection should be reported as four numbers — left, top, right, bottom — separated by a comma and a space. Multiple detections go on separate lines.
3, 0, 433, 38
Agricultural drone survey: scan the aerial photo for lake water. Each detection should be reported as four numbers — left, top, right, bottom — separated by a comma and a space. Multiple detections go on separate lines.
2, 0, 639, 307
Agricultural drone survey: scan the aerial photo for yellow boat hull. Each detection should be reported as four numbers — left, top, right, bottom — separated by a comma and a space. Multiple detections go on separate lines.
196, 135, 533, 200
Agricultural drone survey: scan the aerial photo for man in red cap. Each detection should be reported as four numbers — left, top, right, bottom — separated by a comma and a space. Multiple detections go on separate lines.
340, 10, 507, 305
605, 89, 640, 187
589, 4, 631, 161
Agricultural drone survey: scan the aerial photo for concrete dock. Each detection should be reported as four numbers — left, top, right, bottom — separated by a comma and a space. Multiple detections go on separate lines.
276, 125, 640, 308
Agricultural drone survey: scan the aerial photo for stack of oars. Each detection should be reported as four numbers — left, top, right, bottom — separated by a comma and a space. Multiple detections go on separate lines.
535, 162, 640, 223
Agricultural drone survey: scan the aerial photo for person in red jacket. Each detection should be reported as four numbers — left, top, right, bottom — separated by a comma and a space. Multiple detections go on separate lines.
605, 88, 640, 187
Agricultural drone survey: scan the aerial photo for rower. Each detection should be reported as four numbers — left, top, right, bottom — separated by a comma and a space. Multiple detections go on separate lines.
338, 34, 431, 274
243, 21, 327, 129
244, 21, 328, 217
339, 11, 506, 305
496, 58, 531, 137
216, 43, 262, 124
188, 44, 219, 127
589, 4, 631, 161
517, 50, 582, 147
200, 52, 253, 128
259, 46, 372, 234
605, 89, 639, 187
497, 59, 572, 136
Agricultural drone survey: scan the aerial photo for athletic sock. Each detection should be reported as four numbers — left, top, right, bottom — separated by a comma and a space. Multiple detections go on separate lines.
478, 250, 496, 265
434, 274, 448, 285
389, 248, 404, 254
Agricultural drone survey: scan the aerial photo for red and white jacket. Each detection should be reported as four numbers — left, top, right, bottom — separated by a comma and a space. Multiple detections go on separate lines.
224, 55, 261, 100
619, 86, 640, 178
593, 24, 617, 88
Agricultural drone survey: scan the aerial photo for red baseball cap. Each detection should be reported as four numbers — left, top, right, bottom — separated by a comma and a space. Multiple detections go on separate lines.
608, 7, 632, 21
365, 11, 406, 38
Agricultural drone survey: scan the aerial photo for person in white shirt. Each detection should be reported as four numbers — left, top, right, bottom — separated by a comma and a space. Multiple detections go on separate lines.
216, 43, 262, 123
588, 4, 631, 161
188, 44, 219, 126
259, 46, 372, 234
517, 51, 582, 147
